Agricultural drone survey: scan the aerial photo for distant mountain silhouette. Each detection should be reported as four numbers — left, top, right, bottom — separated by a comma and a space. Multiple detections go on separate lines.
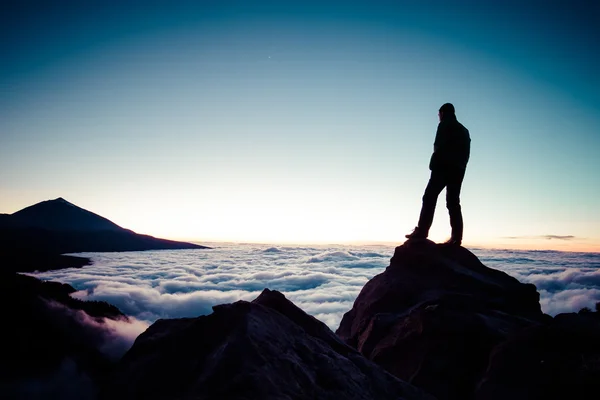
10, 197, 124, 231
0, 198, 209, 272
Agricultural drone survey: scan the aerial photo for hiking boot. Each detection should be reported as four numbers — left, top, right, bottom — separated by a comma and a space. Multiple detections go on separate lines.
441, 237, 462, 246
405, 227, 427, 240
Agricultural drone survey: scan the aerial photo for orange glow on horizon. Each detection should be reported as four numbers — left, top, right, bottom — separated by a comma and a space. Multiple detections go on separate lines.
160, 235, 600, 254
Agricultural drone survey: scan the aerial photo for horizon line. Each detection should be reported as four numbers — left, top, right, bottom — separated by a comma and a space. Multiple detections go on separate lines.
172, 238, 600, 254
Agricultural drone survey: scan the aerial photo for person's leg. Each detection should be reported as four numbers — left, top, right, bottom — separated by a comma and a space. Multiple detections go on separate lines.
446, 168, 466, 241
416, 170, 446, 236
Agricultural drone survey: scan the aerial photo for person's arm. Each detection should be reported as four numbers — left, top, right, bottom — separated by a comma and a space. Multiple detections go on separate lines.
433, 121, 448, 153
429, 122, 446, 170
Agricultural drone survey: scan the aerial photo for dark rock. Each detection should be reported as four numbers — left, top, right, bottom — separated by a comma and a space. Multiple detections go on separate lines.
0, 272, 130, 399
104, 289, 434, 400
0, 251, 91, 273
252, 288, 353, 356
336, 240, 545, 399
476, 312, 600, 399
1, 272, 125, 320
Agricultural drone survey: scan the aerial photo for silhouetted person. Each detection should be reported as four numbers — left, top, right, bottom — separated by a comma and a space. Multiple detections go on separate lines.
406, 103, 471, 245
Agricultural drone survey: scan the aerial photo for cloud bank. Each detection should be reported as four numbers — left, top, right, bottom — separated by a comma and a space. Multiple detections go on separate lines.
476, 248, 600, 315
31, 244, 600, 333
33, 245, 389, 331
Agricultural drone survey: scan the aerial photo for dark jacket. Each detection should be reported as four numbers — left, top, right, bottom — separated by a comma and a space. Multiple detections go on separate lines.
429, 114, 470, 171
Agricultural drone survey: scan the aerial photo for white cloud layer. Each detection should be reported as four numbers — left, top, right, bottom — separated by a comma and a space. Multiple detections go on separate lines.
476, 248, 600, 314
31, 244, 600, 335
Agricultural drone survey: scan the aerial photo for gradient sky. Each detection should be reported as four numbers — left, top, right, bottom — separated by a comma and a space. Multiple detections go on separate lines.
1, 0, 599, 251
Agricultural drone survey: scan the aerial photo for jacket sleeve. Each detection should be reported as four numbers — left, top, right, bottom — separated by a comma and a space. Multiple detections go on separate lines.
429, 122, 448, 170
433, 122, 450, 153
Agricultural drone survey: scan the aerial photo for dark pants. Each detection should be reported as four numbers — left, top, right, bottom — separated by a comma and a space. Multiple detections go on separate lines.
417, 168, 466, 240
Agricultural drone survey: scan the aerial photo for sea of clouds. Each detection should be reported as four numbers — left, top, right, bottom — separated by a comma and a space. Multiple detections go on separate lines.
30, 243, 600, 355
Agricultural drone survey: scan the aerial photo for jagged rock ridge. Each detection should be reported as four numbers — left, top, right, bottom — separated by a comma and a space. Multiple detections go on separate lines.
102, 289, 434, 400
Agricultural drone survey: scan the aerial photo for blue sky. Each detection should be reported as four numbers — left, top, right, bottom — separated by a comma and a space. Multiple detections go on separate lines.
1, 1, 599, 250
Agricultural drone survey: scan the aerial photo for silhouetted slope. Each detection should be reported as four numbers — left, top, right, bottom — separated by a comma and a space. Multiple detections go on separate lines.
0, 227, 204, 254
0, 198, 208, 272
0, 272, 128, 399
0, 213, 19, 228
11, 198, 123, 231
0, 252, 92, 273
103, 289, 434, 400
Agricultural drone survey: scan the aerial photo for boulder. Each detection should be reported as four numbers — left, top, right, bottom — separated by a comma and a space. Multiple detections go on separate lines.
104, 289, 434, 400
336, 240, 545, 399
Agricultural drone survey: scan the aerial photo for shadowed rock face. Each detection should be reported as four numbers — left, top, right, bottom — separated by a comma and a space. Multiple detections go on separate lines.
476, 312, 600, 400
104, 289, 434, 400
0, 272, 128, 399
336, 240, 546, 400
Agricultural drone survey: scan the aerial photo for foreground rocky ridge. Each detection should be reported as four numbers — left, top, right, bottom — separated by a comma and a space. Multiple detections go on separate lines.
103, 289, 432, 400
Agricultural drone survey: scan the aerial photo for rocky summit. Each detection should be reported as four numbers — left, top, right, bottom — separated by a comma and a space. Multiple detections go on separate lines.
102, 288, 434, 400
336, 239, 599, 399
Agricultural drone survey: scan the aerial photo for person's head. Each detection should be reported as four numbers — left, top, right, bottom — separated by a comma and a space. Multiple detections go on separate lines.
438, 103, 455, 121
